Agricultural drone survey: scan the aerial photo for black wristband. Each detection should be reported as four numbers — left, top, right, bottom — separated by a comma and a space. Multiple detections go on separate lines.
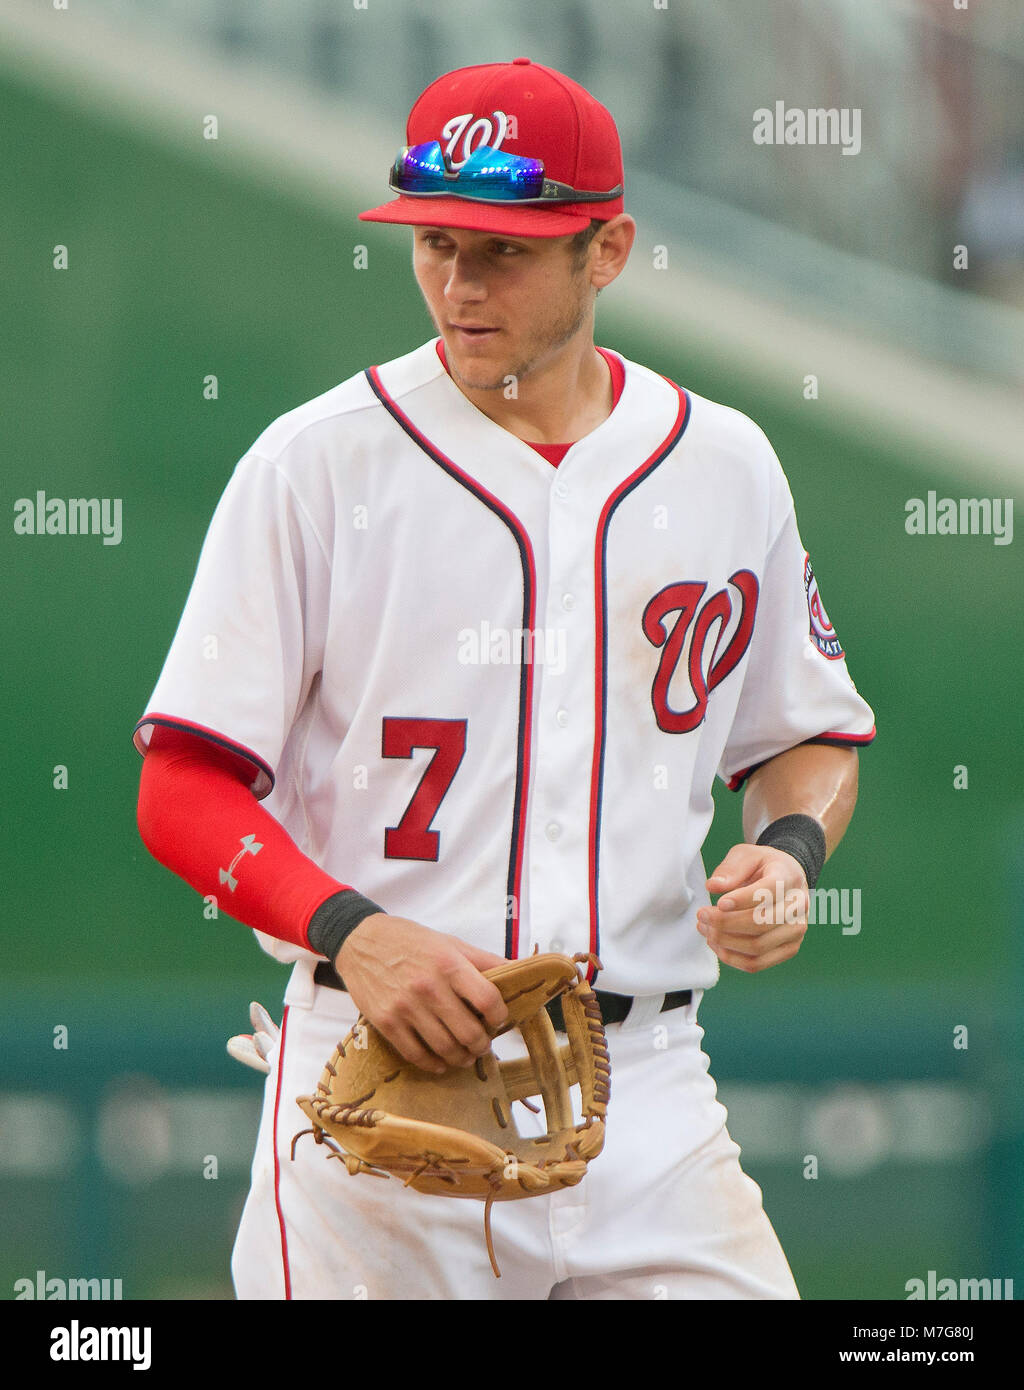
306, 889, 385, 964
755, 814, 826, 889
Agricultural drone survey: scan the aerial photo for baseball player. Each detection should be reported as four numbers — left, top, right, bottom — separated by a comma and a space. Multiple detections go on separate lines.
134, 58, 875, 1300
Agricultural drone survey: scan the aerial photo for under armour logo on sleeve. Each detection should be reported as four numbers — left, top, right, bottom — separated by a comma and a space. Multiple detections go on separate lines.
219, 833, 263, 891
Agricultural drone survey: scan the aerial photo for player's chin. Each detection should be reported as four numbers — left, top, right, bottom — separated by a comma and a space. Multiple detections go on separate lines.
447, 358, 510, 392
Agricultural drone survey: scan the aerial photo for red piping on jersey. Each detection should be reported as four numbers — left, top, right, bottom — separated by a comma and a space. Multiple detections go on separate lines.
588, 383, 692, 977
814, 726, 877, 743
272, 1004, 293, 1300
725, 726, 878, 791
132, 712, 275, 797
364, 364, 536, 960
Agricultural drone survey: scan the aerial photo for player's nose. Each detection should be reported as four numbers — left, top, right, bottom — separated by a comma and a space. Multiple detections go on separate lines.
443, 251, 487, 303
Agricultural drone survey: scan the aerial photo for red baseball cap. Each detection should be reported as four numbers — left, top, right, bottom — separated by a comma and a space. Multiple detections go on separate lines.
359, 57, 624, 237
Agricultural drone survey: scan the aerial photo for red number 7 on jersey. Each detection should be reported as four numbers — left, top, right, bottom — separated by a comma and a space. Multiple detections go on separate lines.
382, 717, 468, 861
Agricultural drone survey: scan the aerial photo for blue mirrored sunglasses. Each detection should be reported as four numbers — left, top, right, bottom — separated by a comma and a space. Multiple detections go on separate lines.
389, 142, 622, 205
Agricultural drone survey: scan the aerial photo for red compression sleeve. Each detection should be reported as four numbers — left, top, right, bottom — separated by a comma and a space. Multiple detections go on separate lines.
136, 726, 352, 950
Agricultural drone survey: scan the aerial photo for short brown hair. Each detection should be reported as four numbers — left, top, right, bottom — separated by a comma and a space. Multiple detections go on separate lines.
568, 218, 604, 268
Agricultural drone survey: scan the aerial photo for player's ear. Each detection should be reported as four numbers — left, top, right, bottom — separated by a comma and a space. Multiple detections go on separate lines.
589, 215, 636, 291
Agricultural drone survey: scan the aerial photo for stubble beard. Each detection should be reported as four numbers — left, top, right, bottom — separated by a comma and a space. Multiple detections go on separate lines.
443, 279, 593, 394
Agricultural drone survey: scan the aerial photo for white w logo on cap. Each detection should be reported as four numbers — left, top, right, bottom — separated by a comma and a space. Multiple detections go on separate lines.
441, 111, 510, 169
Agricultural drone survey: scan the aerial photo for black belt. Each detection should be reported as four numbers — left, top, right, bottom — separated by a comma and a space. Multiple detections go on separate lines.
547, 987, 691, 1033
313, 961, 691, 1033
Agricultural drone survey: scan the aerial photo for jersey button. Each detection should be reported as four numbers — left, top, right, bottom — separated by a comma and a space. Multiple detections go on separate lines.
561, 592, 576, 611
553, 481, 569, 500
556, 708, 570, 727
545, 821, 562, 842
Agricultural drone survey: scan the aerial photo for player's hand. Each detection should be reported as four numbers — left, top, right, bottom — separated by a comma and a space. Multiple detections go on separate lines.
697, 844, 809, 973
334, 914, 510, 1074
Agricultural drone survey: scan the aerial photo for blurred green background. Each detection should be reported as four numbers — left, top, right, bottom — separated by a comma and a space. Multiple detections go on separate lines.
2, 1, 1022, 1302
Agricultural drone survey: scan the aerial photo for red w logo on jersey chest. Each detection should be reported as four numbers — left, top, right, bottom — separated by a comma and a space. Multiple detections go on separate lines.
642, 571, 759, 733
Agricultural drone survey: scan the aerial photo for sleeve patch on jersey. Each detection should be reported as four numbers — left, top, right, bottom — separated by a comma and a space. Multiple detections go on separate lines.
803, 554, 845, 660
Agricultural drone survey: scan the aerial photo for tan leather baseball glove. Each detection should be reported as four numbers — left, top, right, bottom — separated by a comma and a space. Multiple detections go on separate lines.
293, 951, 610, 1277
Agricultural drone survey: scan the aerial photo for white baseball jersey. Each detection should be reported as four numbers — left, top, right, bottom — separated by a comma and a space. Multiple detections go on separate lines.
135, 338, 874, 995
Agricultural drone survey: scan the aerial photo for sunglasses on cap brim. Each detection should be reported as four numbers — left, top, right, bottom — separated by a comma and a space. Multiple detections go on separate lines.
389, 142, 622, 206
